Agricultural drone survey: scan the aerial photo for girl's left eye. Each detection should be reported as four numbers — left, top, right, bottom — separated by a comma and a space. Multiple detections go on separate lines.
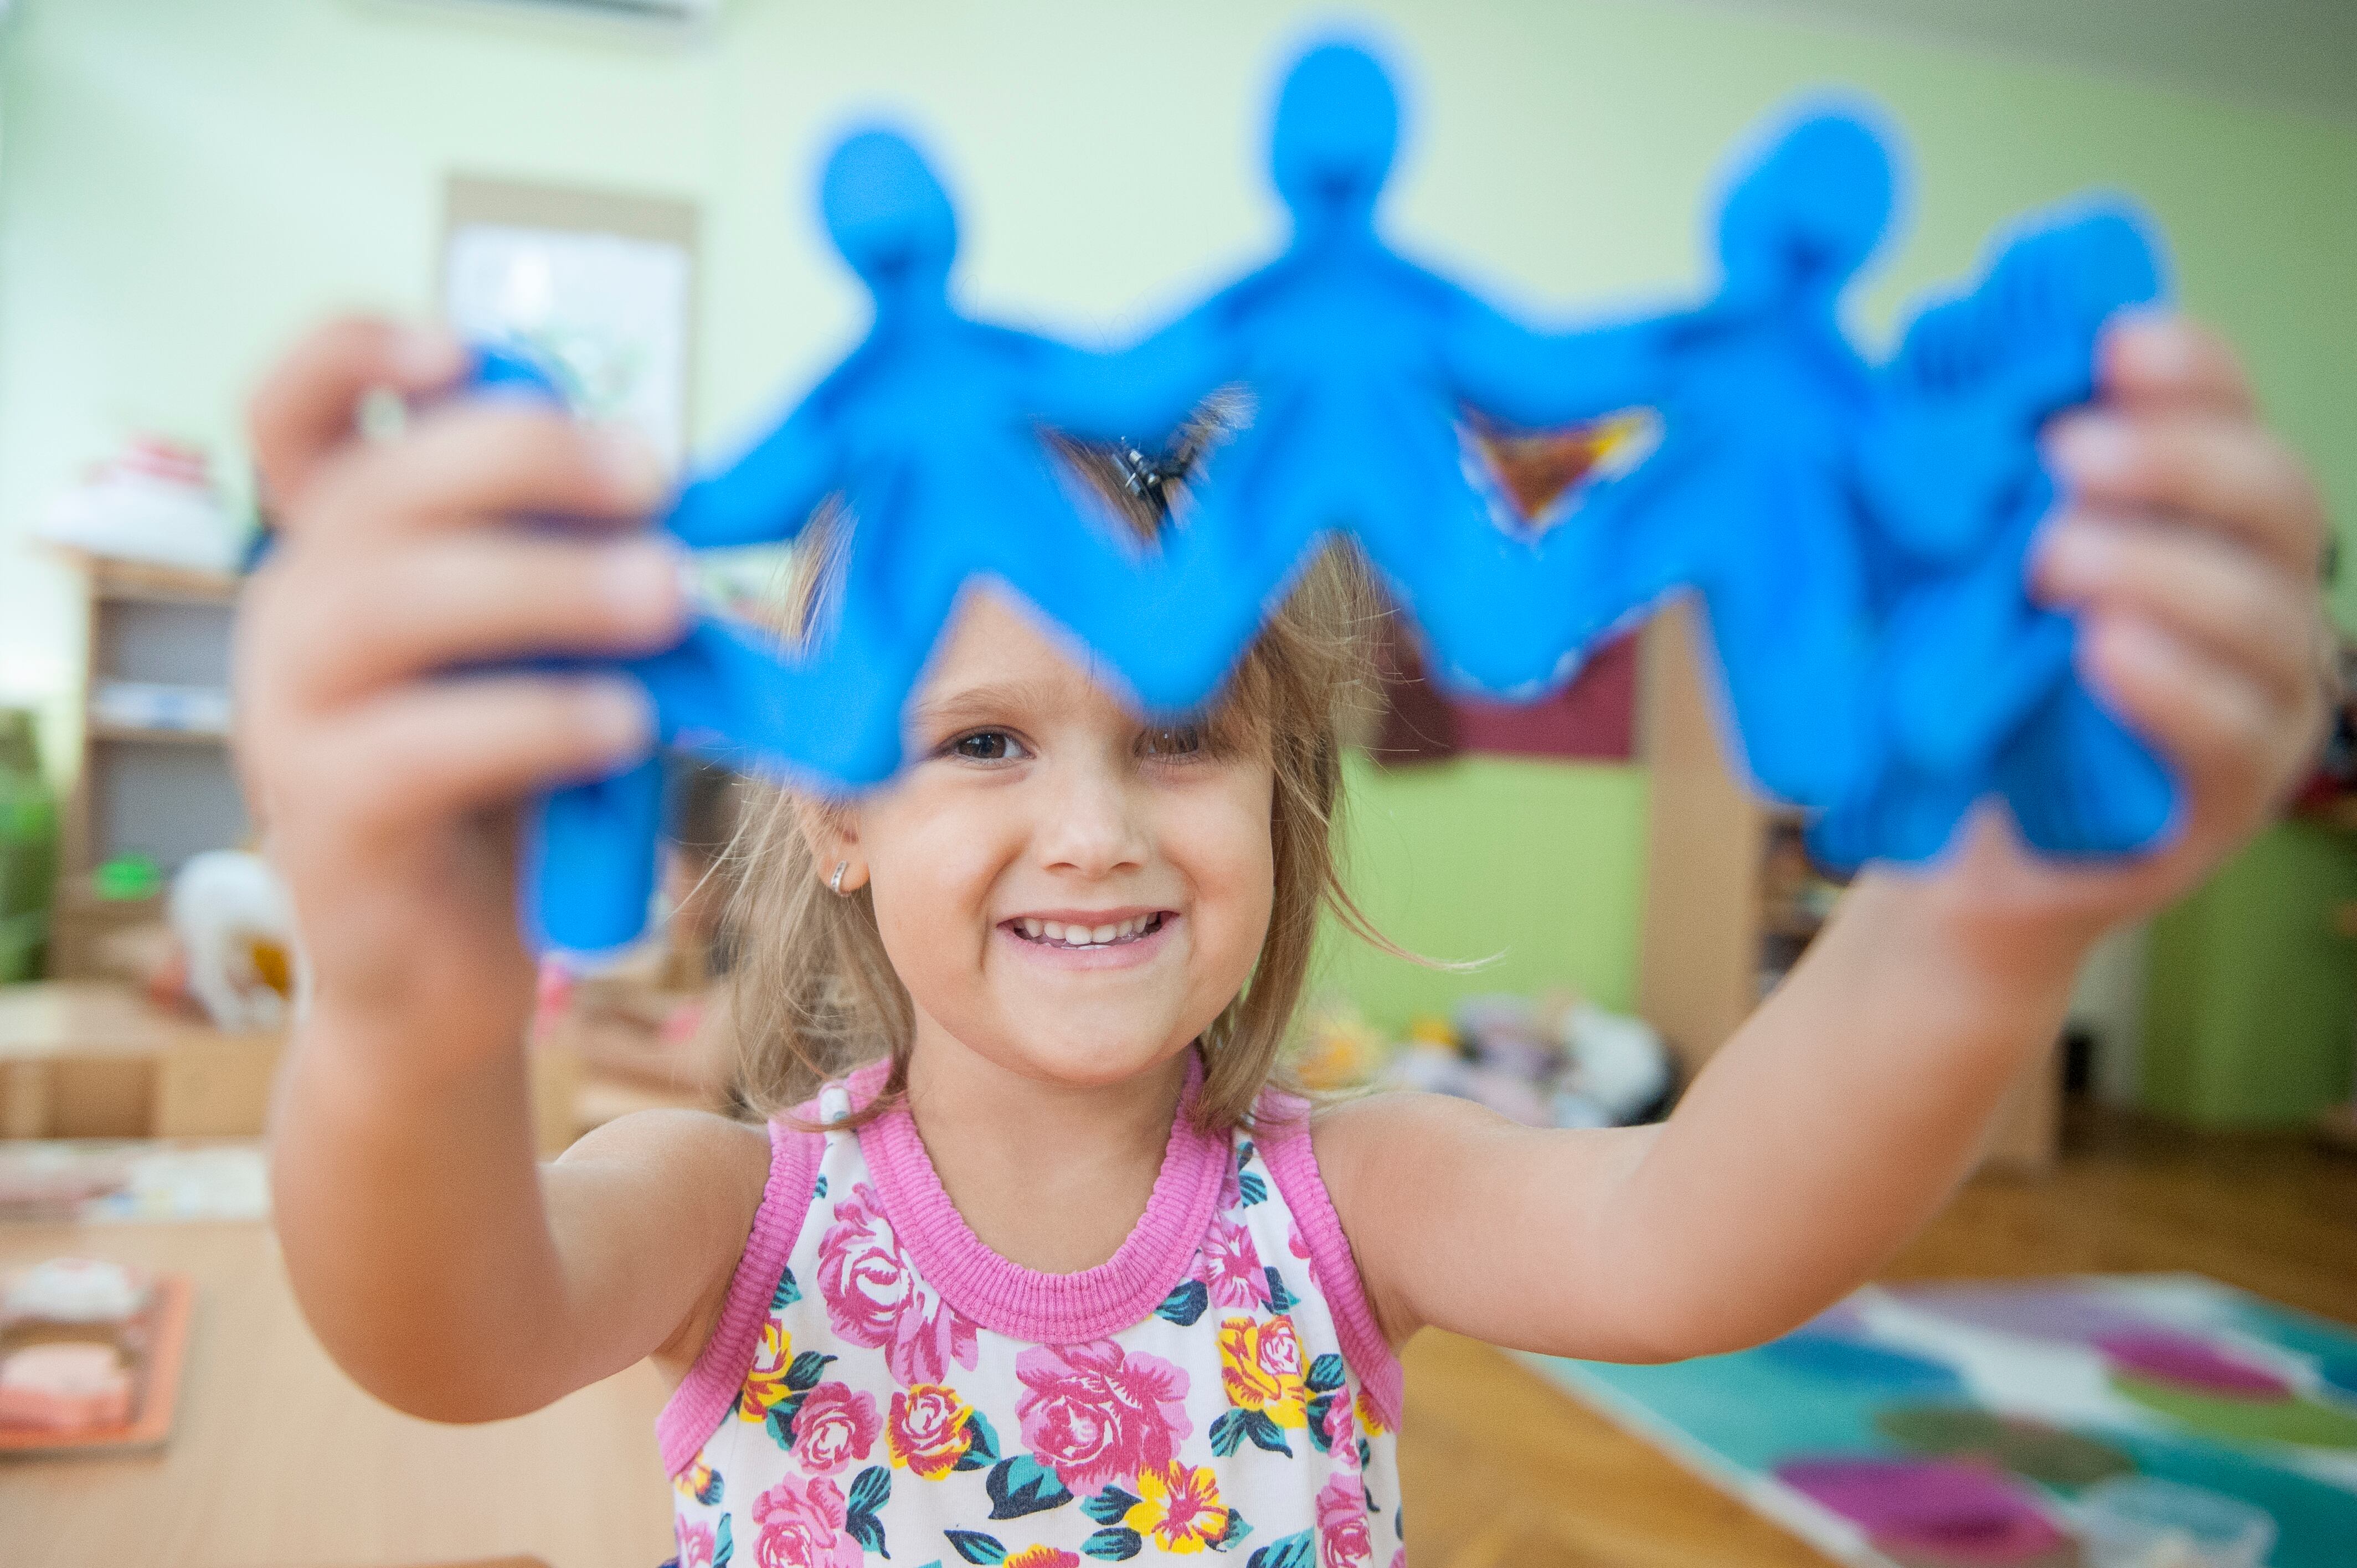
950, 730, 1026, 762
1141, 724, 1206, 758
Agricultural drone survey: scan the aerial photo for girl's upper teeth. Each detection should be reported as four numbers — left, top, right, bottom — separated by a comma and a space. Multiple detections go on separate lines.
1018, 915, 1151, 945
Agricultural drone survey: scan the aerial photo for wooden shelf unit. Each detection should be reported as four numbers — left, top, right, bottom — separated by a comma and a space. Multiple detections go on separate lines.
47, 549, 247, 977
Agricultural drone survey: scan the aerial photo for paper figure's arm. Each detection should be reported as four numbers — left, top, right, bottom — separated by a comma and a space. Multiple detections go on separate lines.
1016, 310, 1239, 444
663, 394, 842, 549
1443, 298, 1690, 431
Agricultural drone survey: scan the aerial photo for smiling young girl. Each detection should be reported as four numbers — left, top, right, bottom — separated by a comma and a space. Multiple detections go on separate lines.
238, 308, 2328, 1567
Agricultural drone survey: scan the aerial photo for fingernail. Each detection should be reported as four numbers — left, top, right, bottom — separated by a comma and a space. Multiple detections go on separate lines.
581, 679, 655, 753
390, 326, 465, 386
2049, 419, 2133, 484
593, 424, 667, 508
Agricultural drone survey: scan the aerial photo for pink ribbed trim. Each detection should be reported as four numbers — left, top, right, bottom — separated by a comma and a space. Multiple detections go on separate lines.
853, 1054, 1228, 1344
655, 1107, 824, 1478
1257, 1092, 1404, 1431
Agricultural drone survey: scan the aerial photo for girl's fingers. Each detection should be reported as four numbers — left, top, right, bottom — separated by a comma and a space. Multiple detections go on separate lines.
2098, 314, 2255, 419
2033, 511, 2319, 705
260, 533, 689, 710
249, 318, 467, 512
2077, 612, 2313, 828
297, 399, 668, 546
2045, 409, 2327, 580
289, 674, 653, 840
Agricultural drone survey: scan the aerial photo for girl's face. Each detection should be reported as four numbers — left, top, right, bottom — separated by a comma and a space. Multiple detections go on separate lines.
825, 591, 1276, 1090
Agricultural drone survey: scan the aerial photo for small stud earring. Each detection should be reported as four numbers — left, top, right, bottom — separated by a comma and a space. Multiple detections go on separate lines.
829, 860, 850, 895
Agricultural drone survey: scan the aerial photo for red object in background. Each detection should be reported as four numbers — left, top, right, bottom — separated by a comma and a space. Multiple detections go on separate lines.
1371, 419, 1644, 765
1453, 631, 1636, 759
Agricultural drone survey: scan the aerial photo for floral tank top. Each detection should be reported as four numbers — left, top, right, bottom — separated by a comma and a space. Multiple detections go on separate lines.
657, 1056, 1406, 1568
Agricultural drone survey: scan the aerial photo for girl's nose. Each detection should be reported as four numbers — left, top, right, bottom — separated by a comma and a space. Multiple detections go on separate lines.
1035, 757, 1149, 877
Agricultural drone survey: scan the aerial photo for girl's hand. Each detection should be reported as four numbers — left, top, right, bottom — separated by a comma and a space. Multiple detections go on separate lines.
1902, 313, 2335, 955
235, 319, 686, 1072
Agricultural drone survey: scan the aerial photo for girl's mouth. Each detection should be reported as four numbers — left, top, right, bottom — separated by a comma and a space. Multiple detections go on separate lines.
1004, 911, 1170, 949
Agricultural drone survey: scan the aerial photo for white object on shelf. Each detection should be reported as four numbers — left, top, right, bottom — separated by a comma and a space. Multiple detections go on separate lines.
38, 437, 239, 575
88, 680, 232, 736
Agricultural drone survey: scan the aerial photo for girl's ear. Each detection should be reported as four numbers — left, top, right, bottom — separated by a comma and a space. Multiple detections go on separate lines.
794, 799, 869, 895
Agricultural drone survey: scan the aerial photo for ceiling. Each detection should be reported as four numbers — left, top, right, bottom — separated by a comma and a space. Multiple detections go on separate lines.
1670, 0, 2357, 123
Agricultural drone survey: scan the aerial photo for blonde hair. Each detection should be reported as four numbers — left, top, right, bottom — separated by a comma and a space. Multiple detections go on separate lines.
723, 415, 1411, 1132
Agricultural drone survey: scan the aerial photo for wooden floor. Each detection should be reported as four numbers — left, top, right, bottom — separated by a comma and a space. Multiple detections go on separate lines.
1395, 1106, 2357, 1568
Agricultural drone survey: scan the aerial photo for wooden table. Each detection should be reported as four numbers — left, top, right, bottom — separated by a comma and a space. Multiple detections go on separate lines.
0, 1220, 675, 1567
0, 982, 281, 1141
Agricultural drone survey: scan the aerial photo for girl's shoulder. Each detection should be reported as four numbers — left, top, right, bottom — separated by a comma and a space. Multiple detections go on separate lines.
1278, 1087, 1527, 1349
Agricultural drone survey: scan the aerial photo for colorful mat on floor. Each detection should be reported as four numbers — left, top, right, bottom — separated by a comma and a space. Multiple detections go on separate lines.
1532, 1275, 2357, 1568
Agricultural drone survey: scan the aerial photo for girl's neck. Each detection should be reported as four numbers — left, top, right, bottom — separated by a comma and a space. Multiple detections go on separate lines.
898, 1025, 1193, 1275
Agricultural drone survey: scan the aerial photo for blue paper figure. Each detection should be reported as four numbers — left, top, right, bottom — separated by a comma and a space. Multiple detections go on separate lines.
477, 39, 2179, 955
1809, 205, 2172, 868
662, 131, 1222, 786
1049, 42, 1690, 713
1533, 107, 1895, 811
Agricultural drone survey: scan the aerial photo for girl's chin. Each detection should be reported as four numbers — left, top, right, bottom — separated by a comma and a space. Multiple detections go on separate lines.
978, 1029, 1198, 1092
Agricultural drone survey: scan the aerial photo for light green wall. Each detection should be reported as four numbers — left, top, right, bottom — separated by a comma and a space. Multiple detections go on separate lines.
0, 0, 2351, 1028
2144, 821, 2357, 1127
1316, 754, 1651, 1022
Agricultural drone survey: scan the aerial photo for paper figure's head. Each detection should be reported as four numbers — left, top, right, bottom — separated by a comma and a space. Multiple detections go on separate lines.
1717, 109, 1894, 302
1270, 42, 1399, 226
821, 128, 958, 295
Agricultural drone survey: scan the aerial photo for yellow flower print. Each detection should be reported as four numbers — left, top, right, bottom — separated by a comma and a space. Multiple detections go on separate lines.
1124, 1459, 1232, 1554
1217, 1315, 1308, 1428
887, 1381, 975, 1479
739, 1320, 793, 1422
673, 1454, 721, 1505
1002, 1550, 1081, 1568
1354, 1386, 1388, 1436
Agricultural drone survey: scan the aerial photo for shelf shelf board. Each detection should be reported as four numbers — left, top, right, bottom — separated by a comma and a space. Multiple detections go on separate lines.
86, 719, 230, 747
45, 544, 239, 605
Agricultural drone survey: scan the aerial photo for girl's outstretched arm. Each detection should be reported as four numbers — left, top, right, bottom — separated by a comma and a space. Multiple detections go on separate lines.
243, 318, 769, 1420
1315, 871, 2083, 1362
1317, 313, 2333, 1361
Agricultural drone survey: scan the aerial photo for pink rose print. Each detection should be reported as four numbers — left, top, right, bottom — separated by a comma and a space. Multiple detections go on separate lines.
1322, 1386, 1360, 1468
1015, 1339, 1193, 1493
1191, 1214, 1271, 1309
816, 1182, 979, 1386
1290, 1221, 1313, 1260
752, 1473, 861, 1568
1317, 1472, 1373, 1568
792, 1380, 880, 1477
675, 1520, 716, 1568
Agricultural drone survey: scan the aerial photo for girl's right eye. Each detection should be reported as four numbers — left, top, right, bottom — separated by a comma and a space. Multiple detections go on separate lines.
949, 730, 1026, 762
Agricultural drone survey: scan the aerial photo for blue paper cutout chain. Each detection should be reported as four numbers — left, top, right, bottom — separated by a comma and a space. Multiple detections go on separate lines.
477, 39, 2170, 955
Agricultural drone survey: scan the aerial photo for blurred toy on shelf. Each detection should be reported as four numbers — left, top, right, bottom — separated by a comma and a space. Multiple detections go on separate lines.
168, 850, 296, 1031
1383, 992, 1677, 1129
36, 436, 244, 575
1289, 998, 1393, 1090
